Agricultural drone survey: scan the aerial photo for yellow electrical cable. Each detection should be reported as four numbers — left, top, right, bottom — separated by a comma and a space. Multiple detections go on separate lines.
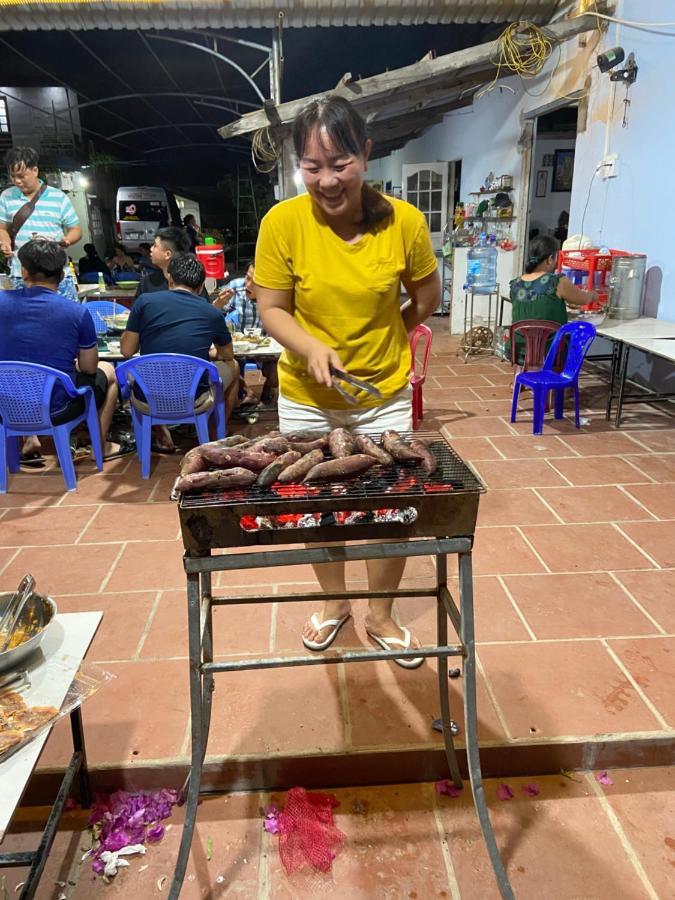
251, 127, 281, 174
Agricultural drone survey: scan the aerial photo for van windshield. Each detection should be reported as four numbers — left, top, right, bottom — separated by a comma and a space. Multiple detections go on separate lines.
118, 200, 169, 226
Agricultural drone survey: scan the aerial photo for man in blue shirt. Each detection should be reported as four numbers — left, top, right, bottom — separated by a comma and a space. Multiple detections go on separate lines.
0, 147, 81, 301
0, 239, 130, 463
217, 262, 278, 406
121, 253, 239, 453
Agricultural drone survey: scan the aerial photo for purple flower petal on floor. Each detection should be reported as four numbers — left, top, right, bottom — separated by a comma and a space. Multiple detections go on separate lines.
521, 783, 540, 797
434, 779, 463, 798
596, 771, 614, 786
496, 783, 514, 801
146, 824, 165, 843
263, 804, 281, 834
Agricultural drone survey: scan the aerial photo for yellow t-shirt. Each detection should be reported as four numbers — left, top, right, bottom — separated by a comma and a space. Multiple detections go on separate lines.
254, 193, 437, 409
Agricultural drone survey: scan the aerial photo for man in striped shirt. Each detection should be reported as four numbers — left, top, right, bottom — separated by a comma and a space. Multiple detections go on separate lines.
0, 146, 81, 300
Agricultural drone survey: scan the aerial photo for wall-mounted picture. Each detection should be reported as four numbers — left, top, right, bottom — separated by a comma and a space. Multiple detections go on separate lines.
542, 154, 554, 167
535, 170, 548, 198
552, 148, 575, 192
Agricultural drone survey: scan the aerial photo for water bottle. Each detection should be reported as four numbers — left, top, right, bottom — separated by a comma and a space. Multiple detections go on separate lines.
97, 271, 105, 292
464, 233, 498, 294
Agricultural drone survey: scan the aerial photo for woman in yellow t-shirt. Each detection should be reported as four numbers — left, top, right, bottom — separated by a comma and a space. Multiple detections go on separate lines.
255, 96, 440, 666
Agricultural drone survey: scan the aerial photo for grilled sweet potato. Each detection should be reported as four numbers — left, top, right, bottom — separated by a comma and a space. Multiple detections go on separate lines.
180, 447, 207, 476
277, 448, 325, 484
328, 427, 356, 458
176, 467, 257, 493
303, 454, 375, 483
256, 450, 302, 486
410, 439, 437, 475
198, 445, 276, 472
354, 434, 394, 466
381, 429, 424, 462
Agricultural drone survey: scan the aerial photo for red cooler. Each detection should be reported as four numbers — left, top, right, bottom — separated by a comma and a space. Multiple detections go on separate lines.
195, 243, 226, 279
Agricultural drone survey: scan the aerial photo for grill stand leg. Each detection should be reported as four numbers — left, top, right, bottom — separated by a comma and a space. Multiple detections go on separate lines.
435, 552, 462, 788
169, 568, 210, 900
459, 551, 514, 900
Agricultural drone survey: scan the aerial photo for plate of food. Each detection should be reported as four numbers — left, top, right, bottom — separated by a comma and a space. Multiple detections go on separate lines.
0, 591, 57, 674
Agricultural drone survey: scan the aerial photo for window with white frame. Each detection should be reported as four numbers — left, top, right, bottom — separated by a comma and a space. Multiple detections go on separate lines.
0, 98, 9, 133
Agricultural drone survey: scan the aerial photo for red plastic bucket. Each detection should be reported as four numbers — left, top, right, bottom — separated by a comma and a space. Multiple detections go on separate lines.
195, 243, 225, 279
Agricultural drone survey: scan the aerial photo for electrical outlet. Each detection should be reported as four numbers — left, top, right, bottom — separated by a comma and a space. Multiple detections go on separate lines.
599, 154, 618, 178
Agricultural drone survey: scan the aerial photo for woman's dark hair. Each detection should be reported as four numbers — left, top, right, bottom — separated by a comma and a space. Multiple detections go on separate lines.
18, 238, 66, 282
4, 146, 39, 171
83, 243, 97, 257
168, 253, 205, 290
183, 214, 196, 227
292, 96, 393, 229
525, 235, 559, 274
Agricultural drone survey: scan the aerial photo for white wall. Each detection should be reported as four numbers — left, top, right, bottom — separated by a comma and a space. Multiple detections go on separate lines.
529, 136, 575, 237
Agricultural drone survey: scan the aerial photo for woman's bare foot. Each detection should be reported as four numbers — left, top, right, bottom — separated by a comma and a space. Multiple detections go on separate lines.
303, 599, 350, 644
364, 612, 421, 651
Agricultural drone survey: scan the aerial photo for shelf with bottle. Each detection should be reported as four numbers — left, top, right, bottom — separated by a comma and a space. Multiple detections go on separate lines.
468, 188, 513, 196
464, 216, 516, 222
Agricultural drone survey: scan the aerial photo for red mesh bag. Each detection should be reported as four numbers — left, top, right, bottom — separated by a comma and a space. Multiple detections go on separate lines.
277, 787, 345, 875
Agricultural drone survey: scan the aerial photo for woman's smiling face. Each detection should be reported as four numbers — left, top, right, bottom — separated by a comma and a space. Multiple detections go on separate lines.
299, 125, 371, 222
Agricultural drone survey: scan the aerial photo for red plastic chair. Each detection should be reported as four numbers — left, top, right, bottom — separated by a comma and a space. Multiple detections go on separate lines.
509, 319, 561, 370
409, 323, 433, 430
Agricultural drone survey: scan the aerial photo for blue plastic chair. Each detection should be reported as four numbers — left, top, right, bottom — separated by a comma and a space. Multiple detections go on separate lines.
115, 353, 226, 478
0, 362, 103, 492
511, 321, 597, 435
79, 272, 114, 286
82, 300, 123, 335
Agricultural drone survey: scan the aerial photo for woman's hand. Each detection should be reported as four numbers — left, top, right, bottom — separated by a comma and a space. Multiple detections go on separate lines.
306, 339, 345, 388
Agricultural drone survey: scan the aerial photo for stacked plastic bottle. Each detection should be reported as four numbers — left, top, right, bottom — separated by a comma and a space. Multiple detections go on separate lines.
464, 233, 498, 294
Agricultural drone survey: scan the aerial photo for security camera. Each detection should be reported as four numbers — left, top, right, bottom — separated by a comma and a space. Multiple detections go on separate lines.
597, 47, 625, 73
597, 47, 638, 85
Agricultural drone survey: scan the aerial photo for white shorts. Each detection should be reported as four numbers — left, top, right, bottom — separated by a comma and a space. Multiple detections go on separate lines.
278, 385, 412, 435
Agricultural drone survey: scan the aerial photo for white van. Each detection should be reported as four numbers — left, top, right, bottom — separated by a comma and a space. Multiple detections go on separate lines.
115, 186, 181, 251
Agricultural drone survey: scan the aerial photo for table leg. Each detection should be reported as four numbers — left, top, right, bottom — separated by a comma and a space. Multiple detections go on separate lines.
605, 339, 621, 421
169, 570, 207, 900
459, 551, 514, 900
69, 706, 91, 808
435, 553, 462, 788
614, 344, 631, 429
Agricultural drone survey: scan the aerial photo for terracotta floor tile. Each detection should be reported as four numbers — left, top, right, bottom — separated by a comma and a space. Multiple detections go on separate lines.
426, 383, 481, 400
625, 429, 675, 453
436, 773, 653, 900
206, 663, 345, 756
470, 384, 518, 401
60, 471, 157, 505
426, 362, 454, 375
0, 472, 68, 508
472, 458, 567, 489
521, 524, 655, 572
549, 455, 651, 485
478, 641, 662, 738
557, 431, 648, 457
598, 765, 675, 900
614, 569, 675, 632
477, 489, 557, 526
39, 659, 190, 768
0, 542, 122, 594
56, 591, 157, 660
608, 637, 675, 726
0, 547, 17, 575
434, 373, 492, 387
104, 539, 187, 591
473, 526, 546, 575
622, 482, 675, 519
535, 485, 653, 523
486, 433, 578, 459
455, 398, 519, 418
267, 783, 450, 900
618, 521, 675, 568
215, 560, 320, 588
438, 415, 515, 437
624, 453, 675, 483
0, 505, 95, 546
345, 656, 505, 746
447, 364, 509, 378
503, 573, 656, 639
445, 435, 504, 460
79, 501, 181, 542
139, 587, 272, 658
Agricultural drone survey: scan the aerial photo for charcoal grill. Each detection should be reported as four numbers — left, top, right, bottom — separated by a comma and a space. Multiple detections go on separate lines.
169, 432, 514, 900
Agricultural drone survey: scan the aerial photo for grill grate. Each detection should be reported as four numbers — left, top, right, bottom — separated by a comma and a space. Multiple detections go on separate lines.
179, 432, 484, 511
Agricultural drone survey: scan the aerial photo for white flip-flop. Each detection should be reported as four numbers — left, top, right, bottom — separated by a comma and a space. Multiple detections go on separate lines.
367, 626, 424, 669
302, 613, 351, 652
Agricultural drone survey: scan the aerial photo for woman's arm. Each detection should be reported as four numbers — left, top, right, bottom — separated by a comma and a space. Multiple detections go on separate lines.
400, 269, 442, 332
557, 275, 598, 308
256, 285, 345, 388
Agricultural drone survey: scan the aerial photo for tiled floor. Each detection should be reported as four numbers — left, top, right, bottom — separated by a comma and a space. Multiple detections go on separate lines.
1, 768, 673, 898
0, 321, 674, 778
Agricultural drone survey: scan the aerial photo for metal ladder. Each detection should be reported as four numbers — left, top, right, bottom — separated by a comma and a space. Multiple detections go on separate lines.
235, 164, 259, 273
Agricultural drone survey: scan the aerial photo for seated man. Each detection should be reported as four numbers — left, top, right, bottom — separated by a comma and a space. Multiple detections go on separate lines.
218, 261, 279, 406
136, 242, 154, 271
78, 243, 112, 280
121, 253, 239, 453
0, 238, 130, 462
133, 226, 202, 298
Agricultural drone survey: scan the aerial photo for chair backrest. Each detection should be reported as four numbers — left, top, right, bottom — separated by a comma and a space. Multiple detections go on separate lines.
79, 272, 114, 285
509, 319, 560, 370
115, 353, 220, 418
542, 320, 597, 379
0, 362, 77, 428
409, 323, 433, 381
83, 300, 122, 334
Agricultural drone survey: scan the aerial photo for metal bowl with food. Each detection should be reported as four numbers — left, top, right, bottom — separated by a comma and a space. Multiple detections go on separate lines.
0, 592, 57, 674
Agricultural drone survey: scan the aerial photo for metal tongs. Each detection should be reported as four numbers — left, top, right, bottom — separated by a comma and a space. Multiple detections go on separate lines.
330, 365, 382, 406
0, 573, 35, 654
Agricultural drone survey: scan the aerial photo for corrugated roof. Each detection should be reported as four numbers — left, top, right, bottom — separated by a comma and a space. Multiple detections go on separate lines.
0, 0, 566, 31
